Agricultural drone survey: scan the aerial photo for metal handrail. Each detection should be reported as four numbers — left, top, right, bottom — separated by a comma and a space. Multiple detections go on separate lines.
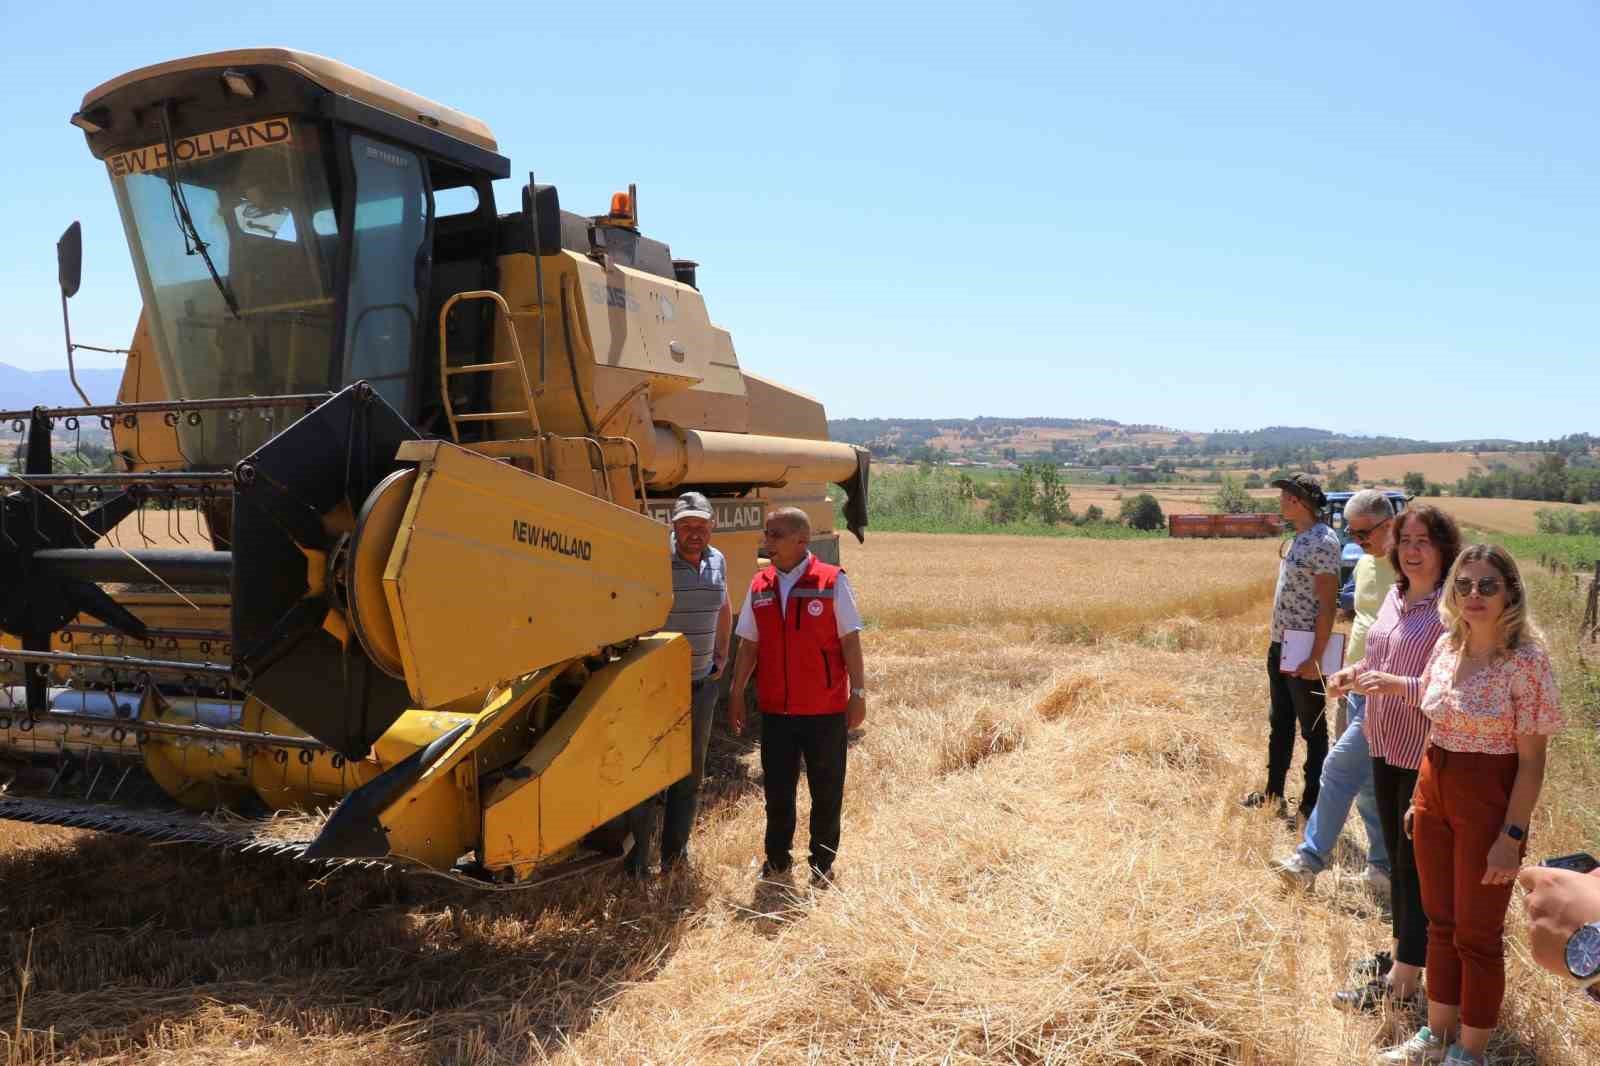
436, 290, 542, 445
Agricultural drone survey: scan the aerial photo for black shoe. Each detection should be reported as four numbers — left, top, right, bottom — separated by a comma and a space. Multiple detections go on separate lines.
1240, 790, 1290, 817
809, 864, 834, 889
759, 859, 792, 882
1331, 977, 1420, 1016
1352, 951, 1394, 980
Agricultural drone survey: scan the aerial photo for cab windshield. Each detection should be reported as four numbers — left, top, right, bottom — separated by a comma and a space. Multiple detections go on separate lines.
110, 117, 340, 464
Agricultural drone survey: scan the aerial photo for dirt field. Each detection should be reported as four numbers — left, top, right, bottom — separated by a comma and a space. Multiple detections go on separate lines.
3, 533, 1598, 1064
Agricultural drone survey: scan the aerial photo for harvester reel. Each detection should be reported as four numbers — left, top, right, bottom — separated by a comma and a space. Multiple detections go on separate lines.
0, 484, 146, 640
230, 383, 419, 760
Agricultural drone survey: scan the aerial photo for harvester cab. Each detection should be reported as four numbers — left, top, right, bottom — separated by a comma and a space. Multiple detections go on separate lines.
0, 48, 869, 885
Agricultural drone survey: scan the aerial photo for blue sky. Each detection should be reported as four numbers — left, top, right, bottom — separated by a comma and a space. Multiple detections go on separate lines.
1, 2, 1594, 441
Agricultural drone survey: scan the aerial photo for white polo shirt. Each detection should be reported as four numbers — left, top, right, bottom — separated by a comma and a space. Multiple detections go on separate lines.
734, 552, 863, 642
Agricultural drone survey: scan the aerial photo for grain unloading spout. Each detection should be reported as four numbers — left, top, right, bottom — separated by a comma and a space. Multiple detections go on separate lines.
646, 428, 871, 541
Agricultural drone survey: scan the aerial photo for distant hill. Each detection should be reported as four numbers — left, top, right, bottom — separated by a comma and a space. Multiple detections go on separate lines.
0, 363, 124, 412
829, 416, 1540, 467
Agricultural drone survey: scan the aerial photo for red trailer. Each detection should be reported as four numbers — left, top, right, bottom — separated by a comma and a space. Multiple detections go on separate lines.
1168, 513, 1284, 539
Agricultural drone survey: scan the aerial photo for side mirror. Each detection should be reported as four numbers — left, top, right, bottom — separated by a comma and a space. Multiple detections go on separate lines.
522, 183, 562, 256
57, 221, 82, 299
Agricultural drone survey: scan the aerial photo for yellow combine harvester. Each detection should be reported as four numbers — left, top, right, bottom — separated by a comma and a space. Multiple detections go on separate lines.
0, 48, 868, 885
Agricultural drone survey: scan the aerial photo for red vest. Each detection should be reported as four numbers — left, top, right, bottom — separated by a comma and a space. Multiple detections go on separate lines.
749, 555, 850, 716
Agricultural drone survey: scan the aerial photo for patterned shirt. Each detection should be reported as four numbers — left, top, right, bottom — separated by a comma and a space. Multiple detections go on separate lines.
1270, 522, 1341, 643
1420, 641, 1564, 755
1361, 584, 1446, 770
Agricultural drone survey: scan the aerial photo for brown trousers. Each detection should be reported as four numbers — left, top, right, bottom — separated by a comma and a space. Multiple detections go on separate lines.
1412, 745, 1522, 1030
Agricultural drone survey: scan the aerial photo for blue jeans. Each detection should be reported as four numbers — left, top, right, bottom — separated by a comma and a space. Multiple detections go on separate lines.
1295, 693, 1390, 874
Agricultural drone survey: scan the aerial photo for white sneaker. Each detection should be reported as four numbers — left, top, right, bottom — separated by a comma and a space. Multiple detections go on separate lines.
1272, 852, 1318, 890
1375, 1026, 1447, 1064
1364, 865, 1392, 899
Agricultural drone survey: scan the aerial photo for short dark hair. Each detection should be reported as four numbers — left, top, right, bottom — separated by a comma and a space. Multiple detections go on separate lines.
1388, 504, 1462, 595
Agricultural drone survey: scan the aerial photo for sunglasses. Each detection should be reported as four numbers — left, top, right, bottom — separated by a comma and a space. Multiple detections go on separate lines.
1453, 575, 1505, 598
1347, 516, 1392, 543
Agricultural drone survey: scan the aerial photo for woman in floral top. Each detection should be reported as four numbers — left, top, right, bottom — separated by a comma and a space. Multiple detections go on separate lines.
1400, 545, 1563, 1065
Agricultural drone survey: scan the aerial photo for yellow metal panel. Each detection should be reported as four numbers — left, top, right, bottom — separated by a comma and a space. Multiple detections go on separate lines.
742, 371, 830, 440
381, 441, 671, 708
366, 671, 555, 869
375, 760, 478, 870
481, 634, 690, 873
111, 312, 185, 470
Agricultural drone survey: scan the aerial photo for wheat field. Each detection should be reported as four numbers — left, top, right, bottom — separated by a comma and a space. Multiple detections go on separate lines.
1, 533, 1597, 1064
1351, 452, 1545, 485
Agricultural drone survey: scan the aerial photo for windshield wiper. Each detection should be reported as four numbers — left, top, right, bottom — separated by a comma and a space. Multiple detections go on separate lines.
158, 102, 241, 320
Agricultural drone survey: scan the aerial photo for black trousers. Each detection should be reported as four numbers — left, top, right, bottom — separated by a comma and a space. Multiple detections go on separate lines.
1372, 757, 1428, 967
1265, 641, 1329, 815
760, 711, 848, 874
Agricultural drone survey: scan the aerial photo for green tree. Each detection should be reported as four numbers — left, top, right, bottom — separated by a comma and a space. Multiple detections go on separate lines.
1403, 471, 1426, 496
1211, 475, 1256, 514
1033, 463, 1072, 525
1121, 493, 1165, 531
1243, 472, 1265, 489
1327, 462, 1359, 492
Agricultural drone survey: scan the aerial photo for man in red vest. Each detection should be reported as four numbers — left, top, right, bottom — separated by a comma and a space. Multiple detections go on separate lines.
729, 506, 866, 886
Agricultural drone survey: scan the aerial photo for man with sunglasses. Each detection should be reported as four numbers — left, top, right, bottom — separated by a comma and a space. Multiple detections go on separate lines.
729, 506, 866, 886
1274, 489, 1395, 899
1244, 473, 1341, 820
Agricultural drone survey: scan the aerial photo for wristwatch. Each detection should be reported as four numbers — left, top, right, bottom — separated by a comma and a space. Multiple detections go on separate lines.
850, 687, 867, 699
1566, 921, 1600, 988
1502, 823, 1526, 842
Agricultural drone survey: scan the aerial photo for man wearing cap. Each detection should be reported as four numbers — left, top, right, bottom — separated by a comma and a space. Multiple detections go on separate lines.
728, 506, 865, 887
1243, 473, 1340, 820
624, 491, 731, 877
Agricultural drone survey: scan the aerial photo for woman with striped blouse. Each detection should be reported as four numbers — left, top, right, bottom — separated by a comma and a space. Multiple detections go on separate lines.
1326, 504, 1462, 1022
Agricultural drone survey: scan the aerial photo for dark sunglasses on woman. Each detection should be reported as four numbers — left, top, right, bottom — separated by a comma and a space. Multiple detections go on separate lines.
1452, 575, 1504, 598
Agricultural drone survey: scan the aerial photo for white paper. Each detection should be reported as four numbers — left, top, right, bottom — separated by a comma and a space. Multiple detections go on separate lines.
1280, 629, 1346, 676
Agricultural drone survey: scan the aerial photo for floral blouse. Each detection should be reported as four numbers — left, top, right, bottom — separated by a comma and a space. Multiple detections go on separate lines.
1418, 640, 1564, 755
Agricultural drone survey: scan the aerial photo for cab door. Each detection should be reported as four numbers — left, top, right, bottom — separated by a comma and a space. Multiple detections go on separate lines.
340, 133, 431, 415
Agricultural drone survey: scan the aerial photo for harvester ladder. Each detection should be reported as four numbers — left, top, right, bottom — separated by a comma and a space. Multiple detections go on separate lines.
437, 290, 541, 444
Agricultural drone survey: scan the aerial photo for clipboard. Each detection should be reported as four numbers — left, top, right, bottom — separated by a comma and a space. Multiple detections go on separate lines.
1281, 630, 1345, 675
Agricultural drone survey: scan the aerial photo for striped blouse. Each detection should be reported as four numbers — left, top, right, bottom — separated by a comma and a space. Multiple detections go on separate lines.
1359, 584, 1446, 770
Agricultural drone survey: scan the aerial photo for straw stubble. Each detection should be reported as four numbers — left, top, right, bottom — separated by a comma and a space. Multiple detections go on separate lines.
0, 532, 1596, 1064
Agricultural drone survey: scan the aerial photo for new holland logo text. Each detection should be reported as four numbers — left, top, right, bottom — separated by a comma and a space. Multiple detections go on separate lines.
107, 117, 294, 178
511, 520, 592, 561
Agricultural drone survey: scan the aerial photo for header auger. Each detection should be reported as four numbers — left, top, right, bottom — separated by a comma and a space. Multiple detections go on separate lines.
0, 47, 867, 886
